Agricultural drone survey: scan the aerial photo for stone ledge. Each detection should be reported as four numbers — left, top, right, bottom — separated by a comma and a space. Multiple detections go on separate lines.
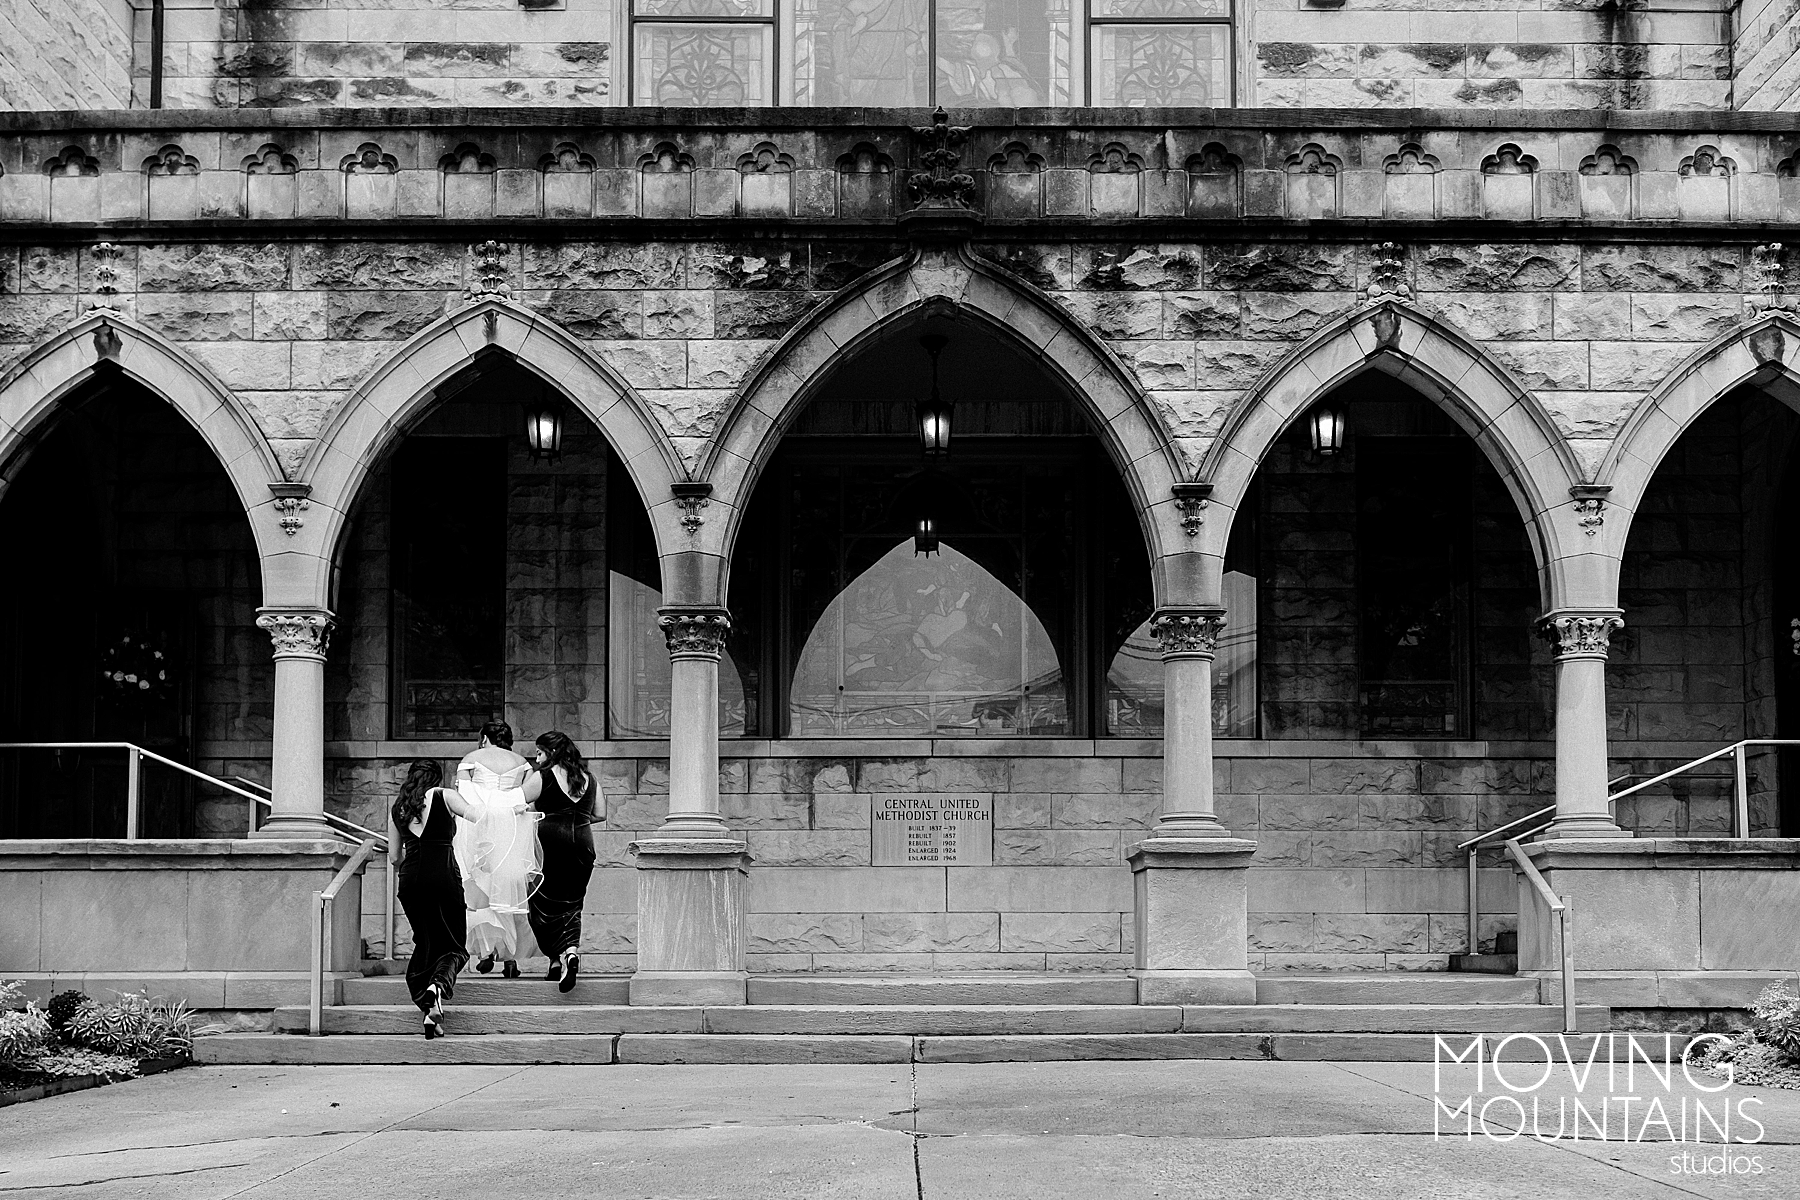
1525, 837, 1800, 870
0, 839, 362, 868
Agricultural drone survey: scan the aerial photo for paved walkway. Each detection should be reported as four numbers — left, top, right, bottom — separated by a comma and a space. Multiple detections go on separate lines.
1, 1060, 1796, 1198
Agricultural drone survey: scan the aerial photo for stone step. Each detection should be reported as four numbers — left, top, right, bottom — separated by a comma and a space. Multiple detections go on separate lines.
1448, 953, 1520, 975
745, 974, 1139, 1006
277, 1002, 1608, 1037
1255, 973, 1541, 1005
338, 976, 632, 1006
198, 1029, 1648, 1067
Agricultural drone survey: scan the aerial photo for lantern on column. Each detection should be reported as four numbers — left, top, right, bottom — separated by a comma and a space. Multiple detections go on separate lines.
525, 402, 563, 461
1307, 402, 1348, 457
914, 513, 940, 557
916, 334, 952, 458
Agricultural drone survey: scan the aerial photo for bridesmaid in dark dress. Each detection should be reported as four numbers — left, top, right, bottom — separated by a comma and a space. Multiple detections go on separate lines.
391, 760, 475, 1037
522, 732, 597, 993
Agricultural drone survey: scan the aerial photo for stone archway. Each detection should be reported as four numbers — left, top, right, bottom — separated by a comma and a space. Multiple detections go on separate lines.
1204, 299, 1589, 609
0, 313, 287, 565
1597, 312, 1800, 587
694, 247, 1196, 607
292, 298, 689, 610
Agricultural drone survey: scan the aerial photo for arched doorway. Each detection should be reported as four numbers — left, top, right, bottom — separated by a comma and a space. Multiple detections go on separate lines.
0, 379, 263, 837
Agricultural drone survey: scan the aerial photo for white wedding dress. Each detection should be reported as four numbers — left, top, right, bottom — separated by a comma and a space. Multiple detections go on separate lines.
451, 761, 542, 961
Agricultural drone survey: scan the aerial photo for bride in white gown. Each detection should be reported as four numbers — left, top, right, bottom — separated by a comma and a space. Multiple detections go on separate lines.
451, 722, 542, 975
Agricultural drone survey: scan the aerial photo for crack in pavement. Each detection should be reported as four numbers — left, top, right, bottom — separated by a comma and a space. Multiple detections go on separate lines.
0, 1161, 257, 1192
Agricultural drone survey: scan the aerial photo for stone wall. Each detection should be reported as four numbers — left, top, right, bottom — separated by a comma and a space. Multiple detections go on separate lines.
1249, 0, 1732, 110
154, 0, 613, 109
0, 0, 133, 110
1734, 0, 1800, 109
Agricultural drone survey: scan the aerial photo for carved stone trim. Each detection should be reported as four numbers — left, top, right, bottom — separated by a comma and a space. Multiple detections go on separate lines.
88, 242, 123, 314
465, 240, 512, 305
672, 481, 712, 537
1538, 611, 1624, 660
1364, 241, 1411, 300
658, 607, 731, 660
1172, 482, 1212, 538
270, 482, 311, 537
1570, 483, 1610, 538
1749, 243, 1787, 316
257, 610, 334, 660
1151, 608, 1227, 659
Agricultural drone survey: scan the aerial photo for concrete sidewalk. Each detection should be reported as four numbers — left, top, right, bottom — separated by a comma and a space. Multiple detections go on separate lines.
0, 1060, 1795, 1198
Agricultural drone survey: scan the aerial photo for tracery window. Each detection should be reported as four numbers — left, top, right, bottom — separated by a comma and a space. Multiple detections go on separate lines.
628, 0, 1232, 105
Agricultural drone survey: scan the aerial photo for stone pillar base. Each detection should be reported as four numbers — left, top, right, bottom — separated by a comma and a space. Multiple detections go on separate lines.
1132, 968, 1257, 1005
251, 815, 340, 840
629, 837, 751, 1007
1127, 836, 1257, 1007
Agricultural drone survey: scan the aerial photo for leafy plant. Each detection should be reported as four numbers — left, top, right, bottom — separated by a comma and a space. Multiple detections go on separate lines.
46, 990, 88, 1033
62, 991, 205, 1060
1751, 982, 1800, 1058
0, 1007, 53, 1067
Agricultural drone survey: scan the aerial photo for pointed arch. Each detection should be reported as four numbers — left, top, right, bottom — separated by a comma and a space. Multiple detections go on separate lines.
292, 298, 687, 609
1201, 300, 1588, 609
695, 247, 1194, 607
0, 313, 288, 568
1597, 313, 1800, 590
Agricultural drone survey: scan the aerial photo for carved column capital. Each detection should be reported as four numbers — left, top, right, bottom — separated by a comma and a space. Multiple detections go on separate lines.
1538, 610, 1623, 660
658, 606, 732, 660
1151, 608, 1227, 660
256, 609, 334, 661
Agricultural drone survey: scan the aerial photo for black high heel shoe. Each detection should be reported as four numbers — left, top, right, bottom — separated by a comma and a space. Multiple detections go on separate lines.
545, 960, 563, 982
475, 954, 496, 975
421, 985, 444, 1039
502, 960, 521, 979
558, 952, 580, 994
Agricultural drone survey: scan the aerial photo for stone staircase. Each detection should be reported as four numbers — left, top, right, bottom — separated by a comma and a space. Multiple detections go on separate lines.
195, 972, 1612, 1065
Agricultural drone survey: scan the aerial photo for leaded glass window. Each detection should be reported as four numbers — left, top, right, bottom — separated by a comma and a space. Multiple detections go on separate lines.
629, 0, 1231, 104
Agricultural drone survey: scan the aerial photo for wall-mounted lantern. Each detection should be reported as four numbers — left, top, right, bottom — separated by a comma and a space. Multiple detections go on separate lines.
914, 513, 940, 557
916, 334, 952, 458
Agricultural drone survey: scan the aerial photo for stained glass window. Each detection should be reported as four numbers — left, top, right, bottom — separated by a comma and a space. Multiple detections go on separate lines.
630, 0, 1229, 104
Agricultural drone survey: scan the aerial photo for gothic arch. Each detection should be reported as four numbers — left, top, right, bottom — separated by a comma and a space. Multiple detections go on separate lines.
1203, 300, 1589, 609
1596, 313, 1800, 590
695, 248, 1194, 607
0, 313, 288, 566
292, 298, 687, 609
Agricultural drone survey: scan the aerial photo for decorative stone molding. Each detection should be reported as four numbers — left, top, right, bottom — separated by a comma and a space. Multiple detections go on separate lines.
243, 143, 298, 175
905, 106, 976, 213
1570, 483, 1609, 537
44, 145, 99, 177
1089, 143, 1145, 174
87, 242, 123, 314
1151, 608, 1227, 659
1365, 241, 1410, 300
341, 143, 398, 174
1367, 303, 1403, 353
541, 141, 597, 173
1481, 143, 1538, 175
257, 610, 334, 661
658, 607, 731, 660
639, 142, 695, 175
1750, 243, 1787, 316
92, 322, 121, 362
464, 240, 512, 304
672, 481, 712, 537
1382, 143, 1439, 174
1679, 145, 1736, 177
440, 143, 497, 174
1285, 143, 1341, 175
270, 482, 311, 537
1579, 145, 1637, 176
143, 145, 199, 177
1171, 482, 1212, 537
737, 142, 795, 175
1538, 611, 1624, 660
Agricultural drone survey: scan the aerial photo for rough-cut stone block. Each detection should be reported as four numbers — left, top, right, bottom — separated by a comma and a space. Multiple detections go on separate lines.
748, 912, 861, 953
864, 912, 998, 953
948, 866, 1132, 913
1001, 911, 1120, 954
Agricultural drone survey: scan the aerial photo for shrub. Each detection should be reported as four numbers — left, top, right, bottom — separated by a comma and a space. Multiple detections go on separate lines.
1751, 982, 1800, 1058
46, 990, 88, 1033
0, 1006, 53, 1067
62, 992, 203, 1060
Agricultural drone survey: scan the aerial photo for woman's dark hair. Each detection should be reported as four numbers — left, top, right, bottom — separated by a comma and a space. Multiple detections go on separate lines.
535, 731, 590, 800
392, 759, 442, 831
477, 720, 514, 750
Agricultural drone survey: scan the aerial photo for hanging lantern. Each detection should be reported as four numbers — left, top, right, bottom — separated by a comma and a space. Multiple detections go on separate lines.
1307, 402, 1348, 457
916, 334, 952, 458
914, 513, 940, 557
525, 402, 563, 461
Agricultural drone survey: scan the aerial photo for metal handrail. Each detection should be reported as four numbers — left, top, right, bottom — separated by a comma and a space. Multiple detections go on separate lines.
1606, 738, 1800, 839
311, 835, 384, 1036
1, 741, 268, 838
1504, 838, 1578, 1036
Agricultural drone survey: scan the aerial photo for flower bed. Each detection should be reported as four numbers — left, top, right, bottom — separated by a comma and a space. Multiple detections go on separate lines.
0, 981, 208, 1106
1690, 983, 1800, 1090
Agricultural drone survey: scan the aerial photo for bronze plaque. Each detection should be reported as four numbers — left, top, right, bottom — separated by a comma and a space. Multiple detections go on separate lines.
871, 795, 994, 866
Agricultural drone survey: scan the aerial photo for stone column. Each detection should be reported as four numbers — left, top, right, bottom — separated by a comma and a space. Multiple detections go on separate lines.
629, 605, 751, 1006
1127, 607, 1258, 1005
254, 608, 336, 839
1541, 610, 1628, 839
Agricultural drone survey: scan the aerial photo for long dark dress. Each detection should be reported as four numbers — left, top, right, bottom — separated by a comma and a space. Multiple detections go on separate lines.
397, 790, 468, 1010
527, 767, 596, 960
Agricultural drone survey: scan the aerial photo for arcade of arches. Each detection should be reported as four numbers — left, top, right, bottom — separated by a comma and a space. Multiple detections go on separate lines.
5, 302, 1800, 996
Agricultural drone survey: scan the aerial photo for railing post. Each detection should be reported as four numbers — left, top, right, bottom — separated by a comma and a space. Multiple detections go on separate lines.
385, 816, 398, 964
1733, 742, 1750, 839
1466, 847, 1480, 956
309, 891, 325, 1036
1559, 898, 1577, 1036
125, 746, 141, 839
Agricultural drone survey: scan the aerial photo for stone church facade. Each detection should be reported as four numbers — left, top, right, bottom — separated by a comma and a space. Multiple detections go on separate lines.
3, 2, 1800, 1014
